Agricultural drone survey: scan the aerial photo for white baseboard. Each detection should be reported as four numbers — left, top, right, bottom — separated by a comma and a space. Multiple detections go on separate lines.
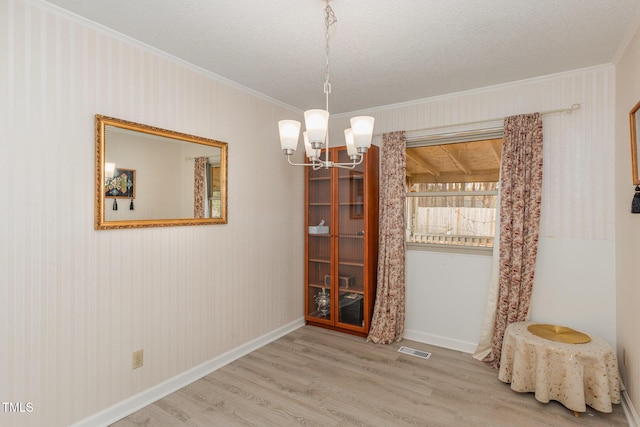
403, 328, 477, 354
70, 318, 305, 427
622, 385, 640, 427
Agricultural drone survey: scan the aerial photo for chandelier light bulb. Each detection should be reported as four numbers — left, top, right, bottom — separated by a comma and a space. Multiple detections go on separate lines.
344, 128, 358, 157
278, 120, 301, 153
303, 132, 318, 161
350, 116, 375, 151
304, 109, 329, 147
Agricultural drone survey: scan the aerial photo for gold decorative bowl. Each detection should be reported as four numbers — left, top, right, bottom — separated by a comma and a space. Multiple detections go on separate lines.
527, 324, 591, 344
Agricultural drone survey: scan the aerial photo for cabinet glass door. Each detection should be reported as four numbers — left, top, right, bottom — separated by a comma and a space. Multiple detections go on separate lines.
306, 166, 332, 321
336, 149, 365, 327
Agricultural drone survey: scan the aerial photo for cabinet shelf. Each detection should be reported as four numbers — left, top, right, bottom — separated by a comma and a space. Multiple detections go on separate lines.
338, 260, 364, 267
305, 145, 379, 337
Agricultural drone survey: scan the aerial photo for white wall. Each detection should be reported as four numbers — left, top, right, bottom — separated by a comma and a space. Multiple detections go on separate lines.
405, 250, 492, 352
0, 1, 305, 426
615, 11, 640, 418
331, 65, 617, 352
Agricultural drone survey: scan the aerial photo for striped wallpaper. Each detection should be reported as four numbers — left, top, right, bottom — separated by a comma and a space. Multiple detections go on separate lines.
1, 1, 305, 426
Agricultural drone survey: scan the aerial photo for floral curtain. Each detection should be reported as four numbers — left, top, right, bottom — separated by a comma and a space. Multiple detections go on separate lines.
367, 131, 406, 344
472, 193, 501, 363
482, 113, 543, 369
194, 157, 207, 218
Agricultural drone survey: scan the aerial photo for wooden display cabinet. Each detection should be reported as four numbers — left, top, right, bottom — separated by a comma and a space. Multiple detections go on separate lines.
305, 145, 379, 336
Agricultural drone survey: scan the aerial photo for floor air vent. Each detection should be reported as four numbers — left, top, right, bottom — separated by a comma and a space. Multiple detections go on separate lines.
398, 346, 431, 360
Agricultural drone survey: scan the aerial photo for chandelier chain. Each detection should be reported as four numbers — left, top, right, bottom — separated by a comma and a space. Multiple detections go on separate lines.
322, 0, 336, 159
324, 1, 336, 98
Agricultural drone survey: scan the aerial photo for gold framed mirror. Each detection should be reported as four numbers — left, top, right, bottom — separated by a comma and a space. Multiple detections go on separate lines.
630, 101, 640, 185
95, 115, 227, 229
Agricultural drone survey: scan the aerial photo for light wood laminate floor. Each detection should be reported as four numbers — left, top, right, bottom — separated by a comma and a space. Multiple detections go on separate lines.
111, 326, 628, 426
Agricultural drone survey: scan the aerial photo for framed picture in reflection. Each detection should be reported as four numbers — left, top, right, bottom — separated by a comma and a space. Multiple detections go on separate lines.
104, 168, 136, 199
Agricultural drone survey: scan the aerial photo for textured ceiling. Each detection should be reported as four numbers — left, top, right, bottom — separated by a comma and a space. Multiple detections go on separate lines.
42, 0, 640, 113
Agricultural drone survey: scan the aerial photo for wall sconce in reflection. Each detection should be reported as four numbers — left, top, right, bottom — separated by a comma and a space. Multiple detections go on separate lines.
105, 162, 116, 180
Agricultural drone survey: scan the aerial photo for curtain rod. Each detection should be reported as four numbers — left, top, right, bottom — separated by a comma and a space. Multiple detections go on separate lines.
376, 103, 581, 137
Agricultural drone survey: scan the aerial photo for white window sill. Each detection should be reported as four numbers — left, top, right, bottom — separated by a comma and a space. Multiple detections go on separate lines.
405, 242, 493, 256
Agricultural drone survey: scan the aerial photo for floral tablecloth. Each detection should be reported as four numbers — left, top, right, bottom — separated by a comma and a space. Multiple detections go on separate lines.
498, 321, 620, 413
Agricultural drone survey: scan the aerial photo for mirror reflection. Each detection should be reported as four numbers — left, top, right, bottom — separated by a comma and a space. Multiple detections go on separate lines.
95, 115, 228, 229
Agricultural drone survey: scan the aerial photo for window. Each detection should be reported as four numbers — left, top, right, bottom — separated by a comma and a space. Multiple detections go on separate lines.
405, 131, 502, 250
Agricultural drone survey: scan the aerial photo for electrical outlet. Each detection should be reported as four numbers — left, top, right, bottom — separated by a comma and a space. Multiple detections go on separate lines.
623, 347, 627, 367
132, 349, 144, 369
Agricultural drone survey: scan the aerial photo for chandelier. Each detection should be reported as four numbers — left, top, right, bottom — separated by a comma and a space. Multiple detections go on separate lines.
278, 0, 375, 169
